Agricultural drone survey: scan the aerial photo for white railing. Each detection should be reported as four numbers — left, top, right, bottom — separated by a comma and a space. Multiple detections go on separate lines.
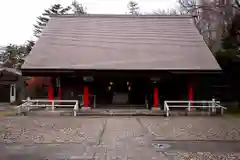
16, 99, 79, 116
164, 99, 227, 117
78, 94, 96, 108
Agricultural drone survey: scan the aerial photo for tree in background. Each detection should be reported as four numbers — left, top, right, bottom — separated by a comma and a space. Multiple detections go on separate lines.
216, 14, 240, 66
3, 44, 28, 69
215, 13, 240, 108
33, 4, 71, 38
153, 8, 182, 15
33, 1, 86, 38
128, 1, 139, 15
178, 0, 237, 53
3, 1, 86, 70
72, 0, 87, 15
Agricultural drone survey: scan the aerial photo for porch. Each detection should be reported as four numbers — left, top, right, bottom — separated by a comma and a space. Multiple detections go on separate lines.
19, 69, 223, 116
43, 73, 198, 110
16, 98, 226, 117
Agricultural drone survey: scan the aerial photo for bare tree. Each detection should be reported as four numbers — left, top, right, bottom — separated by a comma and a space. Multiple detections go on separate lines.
178, 0, 238, 53
153, 8, 182, 15
72, 0, 87, 15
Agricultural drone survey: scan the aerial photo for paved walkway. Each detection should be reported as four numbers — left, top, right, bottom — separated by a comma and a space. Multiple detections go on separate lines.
0, 116, 239, 159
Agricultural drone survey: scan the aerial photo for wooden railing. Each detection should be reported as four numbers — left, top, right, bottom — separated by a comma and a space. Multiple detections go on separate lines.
16, 99, 79, 116
164, 99, 227, 117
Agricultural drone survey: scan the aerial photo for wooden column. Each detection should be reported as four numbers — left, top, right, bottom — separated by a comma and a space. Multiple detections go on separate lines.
48, 78, 54, 102
188, 86, 193, 101
188, 81, 194, 110
58, 88, 62, 101
57, 77, 62, 102
153, 87, 159, 108
84, 86, 89, 107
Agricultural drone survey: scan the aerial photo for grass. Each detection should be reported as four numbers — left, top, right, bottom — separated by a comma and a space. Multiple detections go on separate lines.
0, 110, 17, 116
224, 105, 240, 117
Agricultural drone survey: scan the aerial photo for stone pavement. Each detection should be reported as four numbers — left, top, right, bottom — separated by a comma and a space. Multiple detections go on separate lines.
0, 116, 239, 159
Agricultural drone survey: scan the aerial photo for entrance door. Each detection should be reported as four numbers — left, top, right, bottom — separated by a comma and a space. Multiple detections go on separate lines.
0, 84, 10, 103
112, 80, 129, 105
129, 80, 146, 105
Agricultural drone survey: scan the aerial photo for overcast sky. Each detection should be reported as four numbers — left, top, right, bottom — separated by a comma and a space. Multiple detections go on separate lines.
0, 0, 177, 46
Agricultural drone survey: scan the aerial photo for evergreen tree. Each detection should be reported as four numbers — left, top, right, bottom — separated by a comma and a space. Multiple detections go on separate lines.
33, 4, 71, 38
128, 1, 139, 15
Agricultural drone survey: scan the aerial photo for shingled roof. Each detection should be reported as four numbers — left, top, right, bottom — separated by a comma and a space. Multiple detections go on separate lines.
22, 14, 221, 71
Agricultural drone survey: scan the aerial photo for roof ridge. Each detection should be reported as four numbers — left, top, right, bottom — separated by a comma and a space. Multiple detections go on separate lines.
47, 14, 193, 19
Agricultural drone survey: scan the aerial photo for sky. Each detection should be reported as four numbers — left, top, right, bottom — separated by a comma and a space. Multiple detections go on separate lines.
0, 0, 177, 46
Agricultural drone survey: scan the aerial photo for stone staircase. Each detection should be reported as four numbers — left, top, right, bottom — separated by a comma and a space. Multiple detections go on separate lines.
24, 108, 165, 116
76, 108, 165, 116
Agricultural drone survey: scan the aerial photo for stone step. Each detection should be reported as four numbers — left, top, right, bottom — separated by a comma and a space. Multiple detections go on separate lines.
23, 109, 222, 117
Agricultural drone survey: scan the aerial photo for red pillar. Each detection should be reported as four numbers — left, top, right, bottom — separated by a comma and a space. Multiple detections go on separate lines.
48, 78, 54, 102
188, 83, 194, 109
188, 87, 193, 101
153, 88, 159, 108
84, 86, 89, 107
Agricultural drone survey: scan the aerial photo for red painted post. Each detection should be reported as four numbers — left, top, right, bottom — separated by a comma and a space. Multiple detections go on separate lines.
153, 88, 159, 108
48, 86, 54, 101
188, 87, 193, 101
48, 78, 54, 103
84, 86, 89, 107
188, 84, 194, 110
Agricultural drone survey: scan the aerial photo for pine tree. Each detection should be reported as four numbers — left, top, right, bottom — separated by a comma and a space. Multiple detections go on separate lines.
128, 1, 139, 15
33, 4, 71, 38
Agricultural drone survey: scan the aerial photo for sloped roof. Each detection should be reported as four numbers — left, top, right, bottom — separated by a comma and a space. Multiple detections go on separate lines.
22, 14, 221, 71
0, 67, 22, 76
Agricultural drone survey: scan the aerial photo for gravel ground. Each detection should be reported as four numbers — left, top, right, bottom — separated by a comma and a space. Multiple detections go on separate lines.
0, 117, 104, 144
177, 152, 240, 160
0, 116, 239, 160
141, 117, 240, 141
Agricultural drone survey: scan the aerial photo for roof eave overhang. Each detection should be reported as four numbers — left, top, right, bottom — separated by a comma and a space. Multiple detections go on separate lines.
21, 68, 222, 76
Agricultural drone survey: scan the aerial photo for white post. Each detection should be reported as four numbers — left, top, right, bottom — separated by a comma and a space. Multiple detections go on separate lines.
74, 101, 78, 117
36, 100, 39, 108
166, 108, 169, 117
145, 95, 148, 109
52, 100, 55, 111
188, 101, 191, 112
10, 84, 16, 103
26, 97, 31, 111
221, 106, 224, 115
18, 104, 22, 115
164, 101, 166, 111
212, 99, 215, 113
74, 105, 77, 117
208, 104, 211, 116
76, 101, 79, 111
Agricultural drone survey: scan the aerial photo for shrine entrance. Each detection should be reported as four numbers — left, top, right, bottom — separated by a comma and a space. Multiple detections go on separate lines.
93, 77, 148, 107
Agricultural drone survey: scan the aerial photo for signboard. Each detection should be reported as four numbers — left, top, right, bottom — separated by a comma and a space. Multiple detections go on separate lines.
83, 76, 94, 82
150, 77, 161, 82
